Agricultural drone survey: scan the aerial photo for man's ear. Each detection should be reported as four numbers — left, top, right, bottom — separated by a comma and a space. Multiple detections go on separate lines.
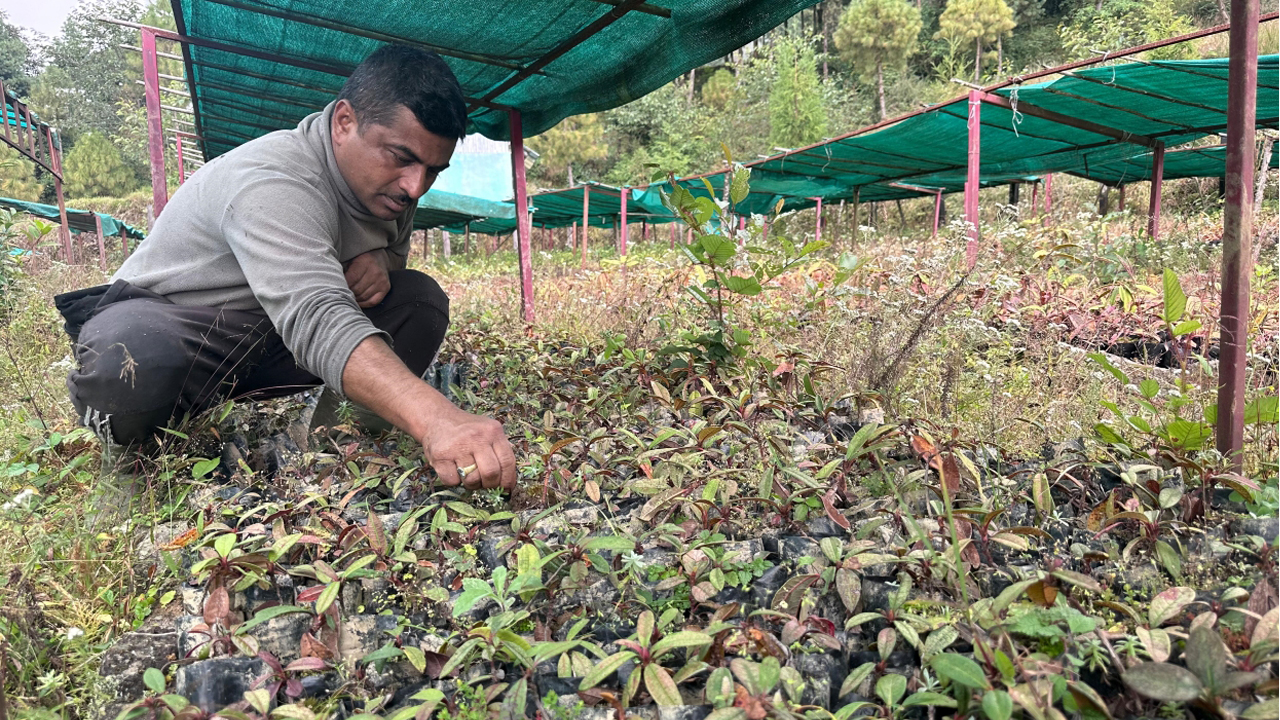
331, 99, 360, 145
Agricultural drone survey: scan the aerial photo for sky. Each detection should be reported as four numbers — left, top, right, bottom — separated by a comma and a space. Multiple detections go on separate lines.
1, 0, 139, 39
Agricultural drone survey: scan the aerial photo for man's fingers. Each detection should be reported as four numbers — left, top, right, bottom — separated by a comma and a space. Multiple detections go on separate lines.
473, 447, 504, 490
360, 289, 387, 308
496, 439, 517, 491
434, 458, 461, 486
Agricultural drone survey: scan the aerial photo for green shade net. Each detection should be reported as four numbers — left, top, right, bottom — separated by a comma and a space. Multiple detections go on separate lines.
1069, 144, 1280, 184
171, 0, 820, 157
0, 197, 145, 240
640, 55, 1278, 215
438, 183, 677, 235
412, 189, 514, 231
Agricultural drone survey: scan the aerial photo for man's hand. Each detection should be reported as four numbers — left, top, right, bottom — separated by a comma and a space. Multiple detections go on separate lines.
420, 404, 517, 491
344, 250, 392, 308
342, 336, 517, 493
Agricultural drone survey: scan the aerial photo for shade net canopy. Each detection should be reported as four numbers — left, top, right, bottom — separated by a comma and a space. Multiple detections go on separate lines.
437, 183, 677, 235
412, 189, 514, 231
640, 55, 1278, 215
1069, 143, 1280, 185
170, 0, 820, 158
0, 198, 145, 240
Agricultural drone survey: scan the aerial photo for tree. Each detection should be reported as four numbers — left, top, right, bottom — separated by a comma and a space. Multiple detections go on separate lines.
0, 11, 33, 97
1059, 0, 1195, 62
528, 113, 609, 185
835, 0, 922, 120
935, 0, 1016, 83
768, 38, 829, 149
700, 68, 737, 110
64, 132, 137, 198
0, 145, 41, 201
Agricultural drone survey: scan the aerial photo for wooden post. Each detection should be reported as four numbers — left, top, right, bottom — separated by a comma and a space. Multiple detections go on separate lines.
1031, 181, 1039, 220
1044, 174, 1053, 215
94, 212, 107, 270
509, 110, 534, 323
464, 222, 471, 254
1147, 142, 1165, 240
932, 191, 942, 239
141, 28, 168, 218
852, 188, 860, 240
1216, 0, 1259, 472
814, 196, 823, 244
964, 89, 981, 268
669, 222, 676, 249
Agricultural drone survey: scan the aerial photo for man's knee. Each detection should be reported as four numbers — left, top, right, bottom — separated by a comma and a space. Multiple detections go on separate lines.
377, 270, 450, 376
387, 269, 450, 318
67, 300, 194, 445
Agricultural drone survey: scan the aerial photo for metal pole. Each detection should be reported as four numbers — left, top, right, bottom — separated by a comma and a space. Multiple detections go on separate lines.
1031, 181, 1038, 220
509, 110, 534, 323
965, 89, 981, 268
1117, 184, 1126, 212
814, 196, 823, 244
669, 221, 676, 249
47, 127, 73, 262
620, 187, 628, 256
175, 135, 185, 184
1044, 174, 1052, 215
932, 191, 942, 238
1217, 0, 1259, 473
1147, 142, 1165, 240
141, 28, 168, 217
94, 212, 107, 271
581, 186, 589, 267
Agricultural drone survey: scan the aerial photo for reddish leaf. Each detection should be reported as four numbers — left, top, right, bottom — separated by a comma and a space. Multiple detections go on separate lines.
300, 632, 332, 660
296, 585, 324, 603
1247, 577, 1276, 640
285, 677, 303, 698
1027, 580, 1058, 607
366, 511, 388, 555
203, 586, 230, 626
910, 434, 939, 461
822, 490, 851, 529
939, 453, 961, 494
285, 657, 329, 672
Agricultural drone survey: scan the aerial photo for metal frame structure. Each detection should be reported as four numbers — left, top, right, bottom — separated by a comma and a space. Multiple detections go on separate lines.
0, 83, 72, 261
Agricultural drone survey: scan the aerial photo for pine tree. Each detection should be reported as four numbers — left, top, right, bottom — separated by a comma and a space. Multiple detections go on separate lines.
935, 0, 1016, 83
64, 132, 137, 198
768, 38, 829, 149
528, 113, 609, 186
834, 0, 922, 121
0, 145, 41, 201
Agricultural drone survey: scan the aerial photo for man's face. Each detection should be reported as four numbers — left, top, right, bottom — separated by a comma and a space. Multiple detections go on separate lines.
331, 99, 457, 220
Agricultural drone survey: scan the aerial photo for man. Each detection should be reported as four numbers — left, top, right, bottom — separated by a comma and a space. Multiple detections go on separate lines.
56, 45, 516, 500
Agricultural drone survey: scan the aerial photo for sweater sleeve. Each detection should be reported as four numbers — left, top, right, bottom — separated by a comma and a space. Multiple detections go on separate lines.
222, 178, 388, 396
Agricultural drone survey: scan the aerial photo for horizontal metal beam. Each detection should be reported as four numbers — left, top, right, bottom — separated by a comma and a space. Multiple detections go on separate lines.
586, 0, 672, 17
202, 0, 534, 72
119, 43, 184, 61
975, 90, 1160, 149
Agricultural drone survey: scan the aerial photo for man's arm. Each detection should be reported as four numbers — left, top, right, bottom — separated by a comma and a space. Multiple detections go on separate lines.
342, 335, 516, 490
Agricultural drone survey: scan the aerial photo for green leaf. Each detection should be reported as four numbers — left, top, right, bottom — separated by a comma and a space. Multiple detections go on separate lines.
1155, 540, 1183, 581
213, 532, 236, 558
583, 536, 636, 552
723, 275, 763, 296
1245, 396, 1279, 424
982, 689, 1013, 720
698, 235, 736, 264
1172, 319, 1201, 336
452, 578, 492, 617
1185, 625, 1227, 691
1139, 379, 1159, 399
579, 651, 635, 690
729, 166, 750, 205
901, 692, 958, 708
1087, 352, 1129, 385
1122, 662, 1203, 702
1162, 269, 1187, 325
239, 604, 313, 633
651, 630, 713, 658
314, 581, 341, 615
402, 645, 426, 673
1241, 699, 1279, 720
191, 457, 220, 480
1148, 586, 1195, 627
931, 653, 989, 689
644, 664, 682, 706
875, 673, 907, 707
143, 667, 165, 694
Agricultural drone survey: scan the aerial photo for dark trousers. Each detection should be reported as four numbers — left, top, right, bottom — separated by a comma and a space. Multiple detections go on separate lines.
60, 270, 449, 446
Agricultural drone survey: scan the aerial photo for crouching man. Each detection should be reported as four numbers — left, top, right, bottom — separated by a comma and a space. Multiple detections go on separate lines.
56, 45, 515, 521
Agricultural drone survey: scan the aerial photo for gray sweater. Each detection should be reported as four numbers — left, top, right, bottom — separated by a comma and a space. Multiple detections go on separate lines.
114, 102, 414, 395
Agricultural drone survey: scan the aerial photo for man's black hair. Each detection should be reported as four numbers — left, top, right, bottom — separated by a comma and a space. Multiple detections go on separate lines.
337, 45, 468, 140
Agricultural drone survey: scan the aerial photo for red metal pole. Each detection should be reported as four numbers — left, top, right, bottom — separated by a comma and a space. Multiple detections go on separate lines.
643, 220, 649, 243
175, 135, 185, 185
1216, 0, 1259, 473
814, 197, 823, 244
1044, 174, 1052, 215
1031, 182, 1038, 220
620, 187, 628, 256
1117, 184, 1126, 212
1147, 142, 1165, 240
509, 111, 534, 322
581, 186, 589, 267
47, 127, 73, 262
932, 191, 942, 239
141, 28, 168, 218
93, 212, 107, 271
965, 89, 981, 268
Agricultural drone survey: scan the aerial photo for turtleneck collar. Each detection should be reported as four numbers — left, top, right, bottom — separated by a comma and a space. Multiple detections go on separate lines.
301, 101, 381, 223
